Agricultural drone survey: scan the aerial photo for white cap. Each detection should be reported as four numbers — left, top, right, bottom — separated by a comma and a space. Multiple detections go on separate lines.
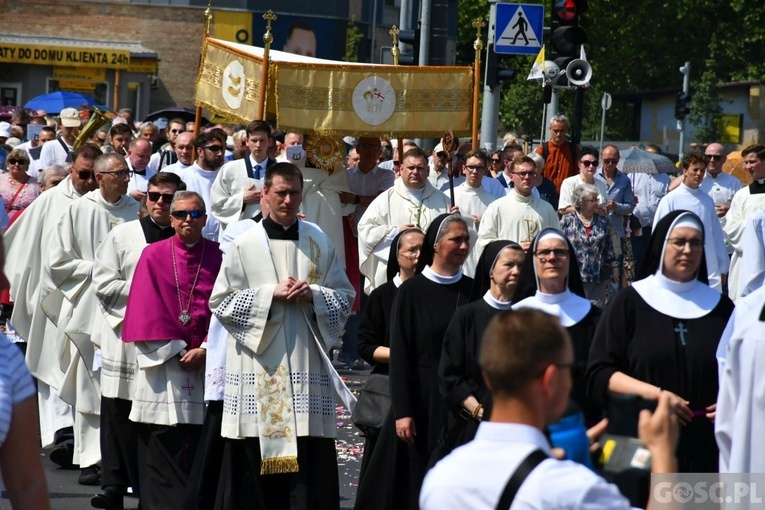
0, 122, 10, 139
59, 108, 82, 128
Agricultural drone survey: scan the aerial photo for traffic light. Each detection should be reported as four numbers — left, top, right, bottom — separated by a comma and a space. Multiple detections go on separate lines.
398, 27, 421, 65
675, 92, 691, 120
485, 46, 516, 89
549, 0, 587, 85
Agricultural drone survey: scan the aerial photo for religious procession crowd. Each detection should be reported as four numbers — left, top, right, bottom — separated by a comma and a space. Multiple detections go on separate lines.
0, 105, 765, 509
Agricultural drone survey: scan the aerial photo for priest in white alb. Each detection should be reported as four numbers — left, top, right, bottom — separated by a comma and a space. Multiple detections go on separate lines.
653, 150, 729, 291
3, 144, 100, 473
454, 149, 499, 277
177, 131, 225, 241
90, 172, 185, 509
41, 152, 140, 484
210, 120, 274, 233
210, 162, 356, 510
358, 147, 454, 294
477, 155, 560, 257
723, 144, 765, 301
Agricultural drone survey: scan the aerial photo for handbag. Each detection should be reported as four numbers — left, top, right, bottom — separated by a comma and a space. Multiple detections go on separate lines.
351, 373, 390, 435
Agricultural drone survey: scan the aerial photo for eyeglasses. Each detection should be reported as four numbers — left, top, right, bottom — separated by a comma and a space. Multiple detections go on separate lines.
580, 160, 598, 167
147, 191, 175, 203
534, 248, 569, 261
99, 170, 133, 179
513, 171, 537, 178
170, 209, 206, 220
705, 154, 723, 161
490, 158, 501, 163
7, 159, 28, 165
465, 165, 485, 172
77, 170, 95, 180
170, 129, 183, 134
603, 158, 619, 164
203, 145, 224, 153
667, 238, 703, 251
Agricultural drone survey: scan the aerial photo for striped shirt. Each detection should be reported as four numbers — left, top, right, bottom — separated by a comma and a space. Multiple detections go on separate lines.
0, 334, 36, 447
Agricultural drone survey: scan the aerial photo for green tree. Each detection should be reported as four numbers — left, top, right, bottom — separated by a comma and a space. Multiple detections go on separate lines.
456, 0, 765, 145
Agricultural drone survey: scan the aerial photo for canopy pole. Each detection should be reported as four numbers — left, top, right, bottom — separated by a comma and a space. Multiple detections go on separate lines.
193, 3, 213, 161
258, 10, 277, 120
471, 17, 485, 150
113, 69, 121, 112
390, 26, 404, 166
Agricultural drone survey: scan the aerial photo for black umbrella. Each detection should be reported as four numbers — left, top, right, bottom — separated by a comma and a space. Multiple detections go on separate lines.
143, 107, 209, 125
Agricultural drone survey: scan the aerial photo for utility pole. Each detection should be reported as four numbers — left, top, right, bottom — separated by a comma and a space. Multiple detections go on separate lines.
678, 62, 690, 161
479, 0, 500, 150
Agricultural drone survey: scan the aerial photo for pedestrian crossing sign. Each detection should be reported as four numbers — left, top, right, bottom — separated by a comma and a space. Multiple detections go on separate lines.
495, 3, 544, 55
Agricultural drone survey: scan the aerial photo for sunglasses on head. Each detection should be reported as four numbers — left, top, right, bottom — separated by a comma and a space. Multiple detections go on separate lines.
170, 209, 206, 220
147, 191, 175, 203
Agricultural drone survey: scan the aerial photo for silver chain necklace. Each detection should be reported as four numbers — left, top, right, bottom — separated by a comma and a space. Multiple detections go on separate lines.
171, 238, 206, 326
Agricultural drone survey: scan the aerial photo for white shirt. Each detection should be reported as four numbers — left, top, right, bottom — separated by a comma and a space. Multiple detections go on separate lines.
700, 171, 741, 254
558, 175, 608, 211
39, 137, 71, 168
628, 172, 670, 229
177, 163, 221, 241
421, 422, 634, 510
346, 164, 394, 219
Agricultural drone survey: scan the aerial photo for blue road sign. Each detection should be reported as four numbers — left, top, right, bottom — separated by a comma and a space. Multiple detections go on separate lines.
495, 3, 544, 55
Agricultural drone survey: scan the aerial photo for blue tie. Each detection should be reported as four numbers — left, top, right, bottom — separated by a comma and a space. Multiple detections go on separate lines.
254, 164, 262, 179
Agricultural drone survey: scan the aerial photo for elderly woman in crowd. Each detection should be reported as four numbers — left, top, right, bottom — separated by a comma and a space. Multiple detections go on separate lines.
436, 240, 524, 458
38, 165, 68, 192
560, 184, 618, 306
355, 214, 472, 510
0, 149, 39, 224
558, 146, 608, 215
587, 210, 734, 473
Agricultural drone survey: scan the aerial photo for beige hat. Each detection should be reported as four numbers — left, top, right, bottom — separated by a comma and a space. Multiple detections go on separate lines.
59, 108, 82, 128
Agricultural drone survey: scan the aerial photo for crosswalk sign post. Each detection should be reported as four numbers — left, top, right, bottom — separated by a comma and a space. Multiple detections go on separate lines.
495, 3, 544, 55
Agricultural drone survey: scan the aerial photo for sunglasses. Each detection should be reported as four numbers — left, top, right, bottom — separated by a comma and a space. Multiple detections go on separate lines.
705, 154, 723, 161
170, 129, 183, 134
170, 209, 206, 220
147, 191, 175, 203
7, 159, 28, 165
580, 160, 598, 167
602, 158, 619, 164
490, 158, 501, 163
77, 170, 94, 180
203, 145, 224, 153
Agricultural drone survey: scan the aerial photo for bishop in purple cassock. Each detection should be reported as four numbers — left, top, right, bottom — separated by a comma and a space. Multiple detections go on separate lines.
122, 190, 222, 509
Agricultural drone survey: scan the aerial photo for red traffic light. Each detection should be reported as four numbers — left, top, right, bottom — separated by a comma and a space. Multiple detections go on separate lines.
557, 0, 577, 21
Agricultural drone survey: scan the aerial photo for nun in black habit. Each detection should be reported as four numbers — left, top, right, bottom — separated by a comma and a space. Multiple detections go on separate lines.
587, 210, 734, 473
434, 241, 524, 461
511, 228, 602, 423
354, 214, 473, 510
355, 227, 424, 485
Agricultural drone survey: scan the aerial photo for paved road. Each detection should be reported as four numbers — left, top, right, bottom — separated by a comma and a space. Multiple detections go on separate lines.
5, 367, 368, 510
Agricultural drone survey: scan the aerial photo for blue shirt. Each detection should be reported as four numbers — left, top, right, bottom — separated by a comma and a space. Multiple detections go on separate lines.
595, 169, 634, 238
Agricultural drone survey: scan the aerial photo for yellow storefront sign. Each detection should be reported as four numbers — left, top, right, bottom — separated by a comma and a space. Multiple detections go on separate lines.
53, 66, 106, 82
127, 60, 158, 74
0, 43, 131, 69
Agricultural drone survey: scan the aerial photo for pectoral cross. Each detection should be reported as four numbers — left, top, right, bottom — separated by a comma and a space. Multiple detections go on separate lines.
182, 379, 195, 396
674, 322, 688, 347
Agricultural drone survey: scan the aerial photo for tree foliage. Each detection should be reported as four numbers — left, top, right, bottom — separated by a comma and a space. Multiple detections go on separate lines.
456, 0, 765, 144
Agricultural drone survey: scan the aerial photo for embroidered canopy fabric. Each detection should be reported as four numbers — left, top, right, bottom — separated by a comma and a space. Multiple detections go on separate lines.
195, 38, 474, 138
